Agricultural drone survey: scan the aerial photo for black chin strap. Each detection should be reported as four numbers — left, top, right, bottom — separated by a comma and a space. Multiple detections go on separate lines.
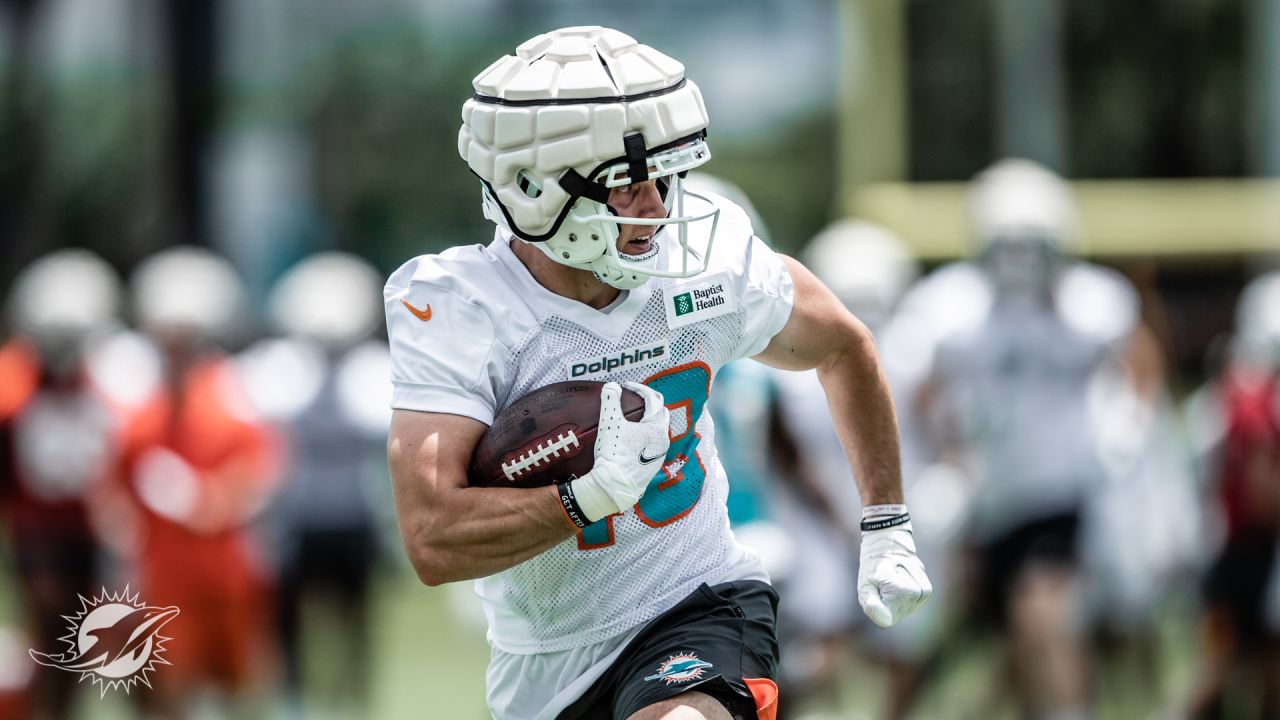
558, 169, 612, 205
554, 132, 655, 215
624, 133, 649, 183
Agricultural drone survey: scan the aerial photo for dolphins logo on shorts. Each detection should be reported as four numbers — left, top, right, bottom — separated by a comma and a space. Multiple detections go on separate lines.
644, 652, 714, 684
28, 587, 180, 697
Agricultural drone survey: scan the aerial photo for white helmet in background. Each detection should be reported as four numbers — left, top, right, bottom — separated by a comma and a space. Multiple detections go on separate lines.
459, 26, 718, 290
802, 220, 918, 331
8, 249, 122, 340
684, 172, 771, 243
1235, 271, 1280, 371
267, 251, 383, 350
969, 158, 1079, 295
131, 247, 245, 342
7, 249, 122, 375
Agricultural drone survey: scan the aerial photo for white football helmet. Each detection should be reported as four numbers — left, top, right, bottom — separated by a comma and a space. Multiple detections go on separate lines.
459, 26, 719, 290
969, 158, 1080, 295
131, 246, 245, 342
802, 220, 918, 331
8, 249, 122, 339
7, 249, 122, 375
1235, 271, 1280, 371
684, 172, 771, 242
267, 251, 383, 350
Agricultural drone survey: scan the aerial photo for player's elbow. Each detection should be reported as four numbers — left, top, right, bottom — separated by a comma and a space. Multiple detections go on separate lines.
405, 539, 457, 587
400, 508, 463, 587
819, 313, 879, 375
410, 555, 451, 587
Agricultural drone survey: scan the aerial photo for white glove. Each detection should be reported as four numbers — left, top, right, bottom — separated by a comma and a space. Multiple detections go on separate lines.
857, 512, 932, 628
570, 381, 670, 523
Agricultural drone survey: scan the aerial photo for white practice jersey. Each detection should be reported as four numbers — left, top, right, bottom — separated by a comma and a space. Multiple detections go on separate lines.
385, 192, 794, 654
920, 261, 1139, 539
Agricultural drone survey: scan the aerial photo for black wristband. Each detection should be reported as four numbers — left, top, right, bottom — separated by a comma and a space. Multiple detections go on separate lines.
556, 482, 591, 529
860, 513, 911, 532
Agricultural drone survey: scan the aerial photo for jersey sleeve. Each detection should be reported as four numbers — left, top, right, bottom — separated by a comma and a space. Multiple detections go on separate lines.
384, 258, 507, 425
732, 234, 795, 360
1055, 263, 1139, 351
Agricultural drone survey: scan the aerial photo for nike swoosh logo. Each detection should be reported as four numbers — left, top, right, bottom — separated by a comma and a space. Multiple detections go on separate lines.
401, 299, 432, 321
639, 450, 665, 464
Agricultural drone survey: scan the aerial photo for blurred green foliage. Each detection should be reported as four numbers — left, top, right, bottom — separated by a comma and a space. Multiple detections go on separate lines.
282, 21, 835, 268
1066, 0, 1246, 178
292, 24, 509, 271
907, 0, 1249, 180
5, 13, 836, 284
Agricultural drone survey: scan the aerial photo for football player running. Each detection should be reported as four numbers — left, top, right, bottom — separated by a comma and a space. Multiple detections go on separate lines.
384, 27, 930, 720
911, 159, 1141, 719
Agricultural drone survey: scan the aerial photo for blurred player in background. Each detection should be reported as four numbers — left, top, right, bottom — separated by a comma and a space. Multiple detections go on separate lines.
1080, 282, 1201, 712
384, 27, 930, 720
1184, 271, 1280, 718
752, 220, 932, 718
0, 250, 123, 719
804, 221, 985, 720
910, 159, 1141, 719
102, 247, 282, 717
687, 173, 829, 714
238, 251, 392, 717
690, 172, 800, 596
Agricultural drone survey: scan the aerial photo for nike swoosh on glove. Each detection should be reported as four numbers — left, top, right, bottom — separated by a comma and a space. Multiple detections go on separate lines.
858, 522, 933, 628
571, 381, 671, 523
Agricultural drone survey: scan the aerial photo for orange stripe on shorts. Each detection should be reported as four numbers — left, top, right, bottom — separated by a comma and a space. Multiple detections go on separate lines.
744, 677, 778, 720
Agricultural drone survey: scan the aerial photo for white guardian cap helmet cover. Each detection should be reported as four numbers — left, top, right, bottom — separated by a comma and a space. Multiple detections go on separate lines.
458, 26, 719, 289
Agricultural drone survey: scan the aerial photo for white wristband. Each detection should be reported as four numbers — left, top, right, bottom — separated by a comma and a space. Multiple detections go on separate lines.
863, 503, 909, 519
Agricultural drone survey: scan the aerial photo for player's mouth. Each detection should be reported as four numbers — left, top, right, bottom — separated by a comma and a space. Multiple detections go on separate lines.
623, 233, 653, 256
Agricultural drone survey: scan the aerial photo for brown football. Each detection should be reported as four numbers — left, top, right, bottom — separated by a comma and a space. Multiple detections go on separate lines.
468, 381, 647, 488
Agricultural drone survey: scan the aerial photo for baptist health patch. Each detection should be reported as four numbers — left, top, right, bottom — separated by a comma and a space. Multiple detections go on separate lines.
663, 272, 737, 330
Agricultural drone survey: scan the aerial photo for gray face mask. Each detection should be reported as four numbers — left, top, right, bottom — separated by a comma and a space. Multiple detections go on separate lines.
34, 331, 89, 382
980, 234, 1063, 299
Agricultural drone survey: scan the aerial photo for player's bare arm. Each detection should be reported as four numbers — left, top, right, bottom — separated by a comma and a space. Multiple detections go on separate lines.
388, 409, 575, 586
754, 255, 904, 507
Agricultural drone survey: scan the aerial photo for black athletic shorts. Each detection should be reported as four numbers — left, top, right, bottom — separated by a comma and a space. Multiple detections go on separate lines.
558, 579, 780, 720
974, 510, 1080, 628
1204, 529, 1278, 650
